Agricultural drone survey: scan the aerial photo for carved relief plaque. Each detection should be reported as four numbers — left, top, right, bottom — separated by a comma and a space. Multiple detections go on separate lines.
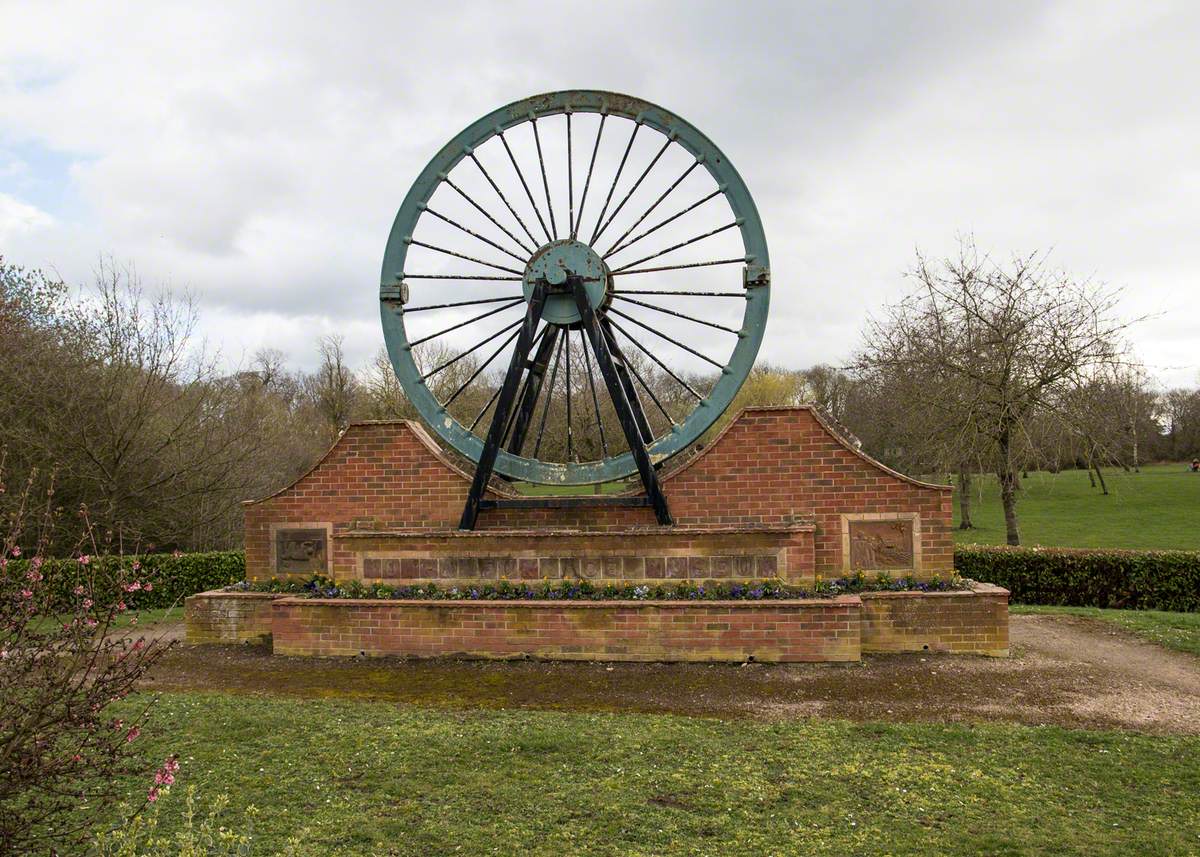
275, 528, 328, 574
848, 519, 914, 571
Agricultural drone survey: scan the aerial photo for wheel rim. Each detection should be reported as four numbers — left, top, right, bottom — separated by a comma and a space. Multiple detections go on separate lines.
380, 90, 770, 485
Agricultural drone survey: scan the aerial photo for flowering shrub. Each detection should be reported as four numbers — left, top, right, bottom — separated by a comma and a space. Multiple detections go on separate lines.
228, 571, 966, 602
0, 470, 172, 853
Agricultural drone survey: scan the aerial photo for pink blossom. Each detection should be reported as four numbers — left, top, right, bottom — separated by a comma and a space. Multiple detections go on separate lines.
124, 581, 142, 592
172, 550, 182, 558
10, 546, 19, 557
132, 639, 145, 651
85, 618, 98, 628
117, 601, 127, 612
78, 554, 91, 566
82, 598, 93, 610
26, 569, 42, 582
125, 726, 140, 743
20, 589, 32, 600
143, 582, 153, 592
147, 786, 159, 803
31, 556, 42, 569
72, 754, 82, 763
74, 585, 86, 596
131, 560, 142, 571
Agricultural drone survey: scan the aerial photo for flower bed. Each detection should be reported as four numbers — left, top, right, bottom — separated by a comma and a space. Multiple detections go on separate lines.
226, 572, 967, 602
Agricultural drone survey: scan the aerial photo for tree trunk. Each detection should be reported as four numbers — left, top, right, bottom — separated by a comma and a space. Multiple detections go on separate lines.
1088, 467, 1096, 488
1093, 460, 1109, 495
957, 470, 975, 530
997, 431, 1021, 545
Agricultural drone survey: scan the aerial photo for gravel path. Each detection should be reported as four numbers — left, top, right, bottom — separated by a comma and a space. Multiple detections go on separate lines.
138, 613, 1200, 734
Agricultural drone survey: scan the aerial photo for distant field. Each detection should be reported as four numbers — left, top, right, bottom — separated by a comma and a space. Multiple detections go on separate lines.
952, 463, 1200, 550
513, 463, 1200, 549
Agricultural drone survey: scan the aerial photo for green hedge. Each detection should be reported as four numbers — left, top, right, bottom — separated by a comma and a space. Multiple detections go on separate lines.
955, 545, 1200, 612
11, 550, 245, 611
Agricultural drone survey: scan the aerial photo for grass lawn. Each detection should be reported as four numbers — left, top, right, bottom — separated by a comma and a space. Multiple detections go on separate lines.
952, 463, 1200, 550
105, 692, 1199, 856
1011, 605, 1200, 657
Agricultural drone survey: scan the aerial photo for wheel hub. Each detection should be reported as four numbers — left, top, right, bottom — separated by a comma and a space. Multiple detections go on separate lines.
522, 239, 610, 325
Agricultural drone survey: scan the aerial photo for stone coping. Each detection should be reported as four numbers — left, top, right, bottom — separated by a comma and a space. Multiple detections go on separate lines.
189, 590, 285, 600
273, 594, 861, 609
859, 582, 1008, 599
338, 522, 816, 539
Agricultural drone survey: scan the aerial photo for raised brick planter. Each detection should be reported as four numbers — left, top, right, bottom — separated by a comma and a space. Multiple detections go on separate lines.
270, 595, 862, 663
186, 583, 1009, 660
185, 591, 283, 644
860, 583, 1009, 657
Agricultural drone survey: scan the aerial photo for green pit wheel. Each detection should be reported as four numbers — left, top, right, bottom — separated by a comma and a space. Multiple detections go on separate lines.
379, 90, 770, 489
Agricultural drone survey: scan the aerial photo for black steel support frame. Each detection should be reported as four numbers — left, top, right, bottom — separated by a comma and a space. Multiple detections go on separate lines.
459, 277, 673, 529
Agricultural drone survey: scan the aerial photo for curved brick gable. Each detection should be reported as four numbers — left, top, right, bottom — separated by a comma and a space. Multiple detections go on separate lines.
244, 406, 953, 581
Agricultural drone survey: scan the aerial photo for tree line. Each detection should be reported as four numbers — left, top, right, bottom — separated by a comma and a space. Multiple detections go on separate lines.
2, 240, 1195, 553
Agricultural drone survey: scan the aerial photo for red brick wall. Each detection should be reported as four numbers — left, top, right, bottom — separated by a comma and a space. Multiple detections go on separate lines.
244, 407, 953, 582
184, 591, 282, 644
860, 583, 1009, 656
270, 596, 862, 663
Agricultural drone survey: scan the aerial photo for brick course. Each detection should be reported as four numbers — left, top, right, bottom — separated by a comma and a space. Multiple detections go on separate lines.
184, 591, 281, 644
860, 583, 1009, 656
270, 595, 862, 663
184, 583, 1009, 660
243, 407, 953, 584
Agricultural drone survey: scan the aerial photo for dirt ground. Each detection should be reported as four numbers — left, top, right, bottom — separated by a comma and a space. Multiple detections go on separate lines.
139, 614, 1200, 734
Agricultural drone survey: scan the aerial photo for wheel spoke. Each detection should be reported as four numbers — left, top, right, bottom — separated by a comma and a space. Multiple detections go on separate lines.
588, 121, 641, 245
601, 325, 675, 427
581, 328, 608, 457
565, 330, 573, 461
611, 293, 740, 334
408, 239, 524, 276
407, 295, 524, 313
499, 132, 553, 244
605, 189, 721, 258
566, 112, 575, 241
610, 257, 747, 277
606, 316, 703, 400
468, 153, 540, 248
606, 306, 724, 369
424, 206, 527, 264
401, 273, 522, 281
442, 176, 535, 256
426, 317, 523, 382
408, 297, 524, 348
614, 289, 745, 297
591, 137, 673, 247
469, 385, 504, 431
601, 160, 699, 257
572, 114, 605, 239
610, 222, 741, 273
533, 334, 565, 457
531, 118, 558, 240
468, 326, 549, 432
439, 323, 526, 402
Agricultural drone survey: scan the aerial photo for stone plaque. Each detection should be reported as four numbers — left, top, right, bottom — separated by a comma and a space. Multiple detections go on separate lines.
848, 519, 914, 571
275, 528, 328, 574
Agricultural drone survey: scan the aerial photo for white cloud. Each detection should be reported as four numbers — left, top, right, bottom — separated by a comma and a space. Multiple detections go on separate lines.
0, 0, 1196, 385
0, 191, 53, 243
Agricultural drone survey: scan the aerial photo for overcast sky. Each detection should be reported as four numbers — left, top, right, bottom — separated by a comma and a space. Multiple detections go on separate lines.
2, 1, 1197, 386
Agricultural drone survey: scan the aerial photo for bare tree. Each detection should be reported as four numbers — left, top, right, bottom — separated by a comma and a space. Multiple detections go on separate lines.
854, 239, 1135, 545
308, 334, 360, 436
